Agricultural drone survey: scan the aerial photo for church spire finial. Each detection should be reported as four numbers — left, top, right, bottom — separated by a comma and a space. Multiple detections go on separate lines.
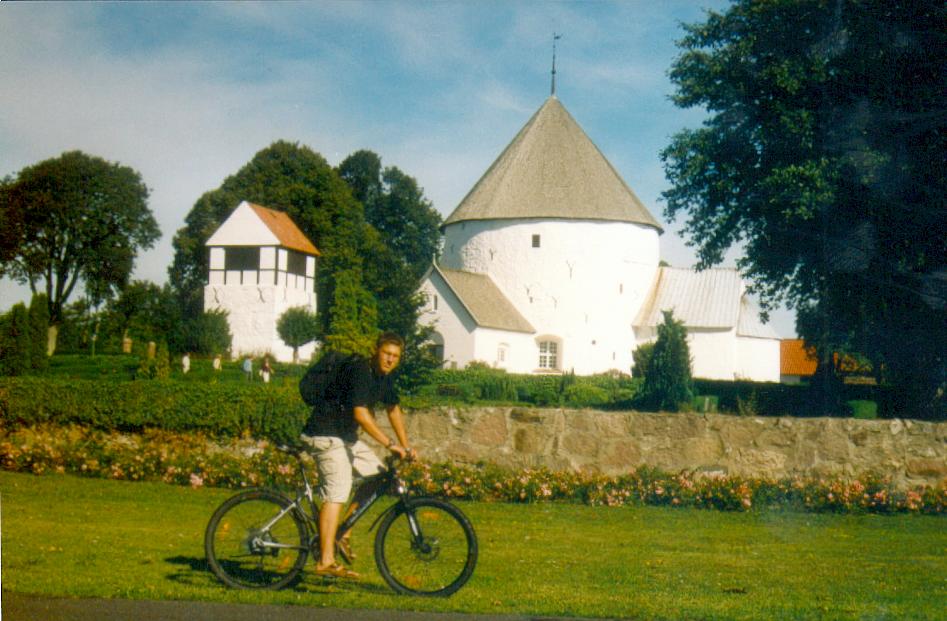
551, 33, 562, 96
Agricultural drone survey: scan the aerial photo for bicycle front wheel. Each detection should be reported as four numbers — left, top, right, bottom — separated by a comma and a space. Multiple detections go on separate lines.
374, 497, 478, 597
204, 489, 309, 590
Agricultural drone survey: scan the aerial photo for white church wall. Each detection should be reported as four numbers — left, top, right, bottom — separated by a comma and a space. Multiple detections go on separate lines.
735, 336, 781, 383
204, 284, 316, 363
442, 218, 659, 375
472, 329, 537, 373
418, 276, 477, 370
687, 328, 736, 380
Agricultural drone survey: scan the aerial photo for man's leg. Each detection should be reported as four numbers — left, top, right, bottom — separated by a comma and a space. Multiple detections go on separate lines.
336, 442, 386, 556
318, 501, 344, 567
300, 435, 353, 571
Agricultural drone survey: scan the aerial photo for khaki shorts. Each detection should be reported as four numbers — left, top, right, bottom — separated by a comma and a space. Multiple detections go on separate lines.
300, 435, 385, 504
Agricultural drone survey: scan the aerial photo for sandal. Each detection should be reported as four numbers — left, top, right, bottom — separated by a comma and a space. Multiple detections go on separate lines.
337, 537, 357, 564
314, 563, 360, 580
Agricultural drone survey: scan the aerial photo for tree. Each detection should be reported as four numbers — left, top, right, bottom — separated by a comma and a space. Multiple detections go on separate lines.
0, 151, 160, 353
0, 303, 32, 376
107, 280, 164, 345
639, 311, 693, 412
176, 310, 233, 356
28, 293, 50, 371
324, 269, 378, 357
631, 341, 655, 379
337, 150, 443, 280
662, 0, 947, 419
277, 306, 321, 363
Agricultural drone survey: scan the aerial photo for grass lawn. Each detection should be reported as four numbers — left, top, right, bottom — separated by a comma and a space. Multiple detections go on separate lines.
1, 470, 944, 620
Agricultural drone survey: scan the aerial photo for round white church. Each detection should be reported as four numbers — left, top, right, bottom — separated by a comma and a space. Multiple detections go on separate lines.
419, 96, 780, 381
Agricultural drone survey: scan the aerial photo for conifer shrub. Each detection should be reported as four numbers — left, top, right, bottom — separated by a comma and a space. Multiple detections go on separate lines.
638, 310, 694, 412
0, 304, 32, 377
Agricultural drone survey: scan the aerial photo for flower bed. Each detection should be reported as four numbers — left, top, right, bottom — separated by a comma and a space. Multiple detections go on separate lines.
1, 423, 943, 515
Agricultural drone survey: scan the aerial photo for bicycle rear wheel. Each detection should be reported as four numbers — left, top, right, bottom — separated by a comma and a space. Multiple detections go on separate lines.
374, 497, 477, 597
204, 489, 309, 590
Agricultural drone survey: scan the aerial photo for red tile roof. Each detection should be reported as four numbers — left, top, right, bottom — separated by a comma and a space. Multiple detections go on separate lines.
248, 203, 320, 256
781, 339, 817, 376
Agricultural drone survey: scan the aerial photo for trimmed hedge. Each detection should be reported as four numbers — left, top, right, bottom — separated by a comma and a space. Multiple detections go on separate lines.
0, 377, 308, 444
419, 368, 639, 408
692, 379, 901, 418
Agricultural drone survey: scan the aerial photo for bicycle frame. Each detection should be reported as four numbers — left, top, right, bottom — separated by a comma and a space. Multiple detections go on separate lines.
271, 451, 407, 554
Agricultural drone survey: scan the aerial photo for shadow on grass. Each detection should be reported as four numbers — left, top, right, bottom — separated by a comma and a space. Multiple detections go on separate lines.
164, 556, 391, 596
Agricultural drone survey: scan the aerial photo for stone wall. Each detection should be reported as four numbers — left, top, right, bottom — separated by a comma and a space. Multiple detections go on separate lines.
375, 407, 947, 490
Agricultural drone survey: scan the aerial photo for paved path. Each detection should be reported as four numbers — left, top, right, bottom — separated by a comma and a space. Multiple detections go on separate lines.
3, 592, 626, 621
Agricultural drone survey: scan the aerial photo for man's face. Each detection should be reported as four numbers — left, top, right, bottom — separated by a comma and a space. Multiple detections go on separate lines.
375, 342, 402, 375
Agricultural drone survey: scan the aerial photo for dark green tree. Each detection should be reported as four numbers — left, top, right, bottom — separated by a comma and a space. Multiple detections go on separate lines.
277, 306, 321, 363
631, 341, 655, 379
176, 310, 233, 356
0, 151, 160, 353
28, 293, 50, 371
106, 280, 165, 345
662, 0, 946, 419
325, 268, 378, 357
337, 150, 442, 280
639, 311, 693, 412
0, 303, 32, 376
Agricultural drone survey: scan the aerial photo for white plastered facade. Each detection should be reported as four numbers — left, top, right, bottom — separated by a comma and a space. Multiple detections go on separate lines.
203, 201, 319, 363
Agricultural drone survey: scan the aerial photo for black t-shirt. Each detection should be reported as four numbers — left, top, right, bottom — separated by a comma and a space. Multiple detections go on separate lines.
303, 355, 400, 442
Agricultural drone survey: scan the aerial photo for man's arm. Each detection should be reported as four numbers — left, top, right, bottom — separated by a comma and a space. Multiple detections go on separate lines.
353, 406, 408, 457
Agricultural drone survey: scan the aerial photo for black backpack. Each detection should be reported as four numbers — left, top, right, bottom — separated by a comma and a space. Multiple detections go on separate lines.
298, 351, 354, 407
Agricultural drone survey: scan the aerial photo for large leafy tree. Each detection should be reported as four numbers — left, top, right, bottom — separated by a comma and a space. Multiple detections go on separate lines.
0, 151, 160, 352
337, 150, 442, 280
662, 0, 946, 419
325, 268, 378, 357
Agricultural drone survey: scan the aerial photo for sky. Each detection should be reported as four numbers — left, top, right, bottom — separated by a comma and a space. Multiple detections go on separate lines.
0, 0, 797, 337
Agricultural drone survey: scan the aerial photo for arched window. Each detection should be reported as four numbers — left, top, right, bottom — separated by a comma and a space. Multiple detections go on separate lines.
426, 332, 445, 362
497, 343, 509, 366
536, 337, 562, 371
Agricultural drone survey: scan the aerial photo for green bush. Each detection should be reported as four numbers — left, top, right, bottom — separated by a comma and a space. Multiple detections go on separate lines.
638, 311, 694, 411
849, 400, 878, 420
0, 377, 308, 444
563, 383, 611, 408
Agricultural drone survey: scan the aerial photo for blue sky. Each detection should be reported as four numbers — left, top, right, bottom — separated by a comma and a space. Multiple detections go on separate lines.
0, 1, 797, 337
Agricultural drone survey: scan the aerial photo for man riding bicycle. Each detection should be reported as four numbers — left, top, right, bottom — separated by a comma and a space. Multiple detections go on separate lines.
300, 332, 417, 579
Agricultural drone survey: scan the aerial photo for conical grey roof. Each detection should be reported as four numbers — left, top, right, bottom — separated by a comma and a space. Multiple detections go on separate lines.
443, 96, 663, 231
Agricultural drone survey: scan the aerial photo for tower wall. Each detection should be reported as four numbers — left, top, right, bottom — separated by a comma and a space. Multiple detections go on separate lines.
441, 218, 660, 374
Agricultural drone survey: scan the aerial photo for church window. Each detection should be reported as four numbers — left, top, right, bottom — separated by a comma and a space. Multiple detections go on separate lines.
619, 283, 624, 294
286, 250, 307, 277
532, 234, 541, 248
497, 343, 508, 364
433, 294, 439, 310
538, 340, 559, 370
224, 247, 260, 271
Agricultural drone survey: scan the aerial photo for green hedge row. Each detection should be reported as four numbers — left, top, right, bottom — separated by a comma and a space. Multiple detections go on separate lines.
0, 377, 309, 444
692, 379, 901, 418
418, 368, 640, 408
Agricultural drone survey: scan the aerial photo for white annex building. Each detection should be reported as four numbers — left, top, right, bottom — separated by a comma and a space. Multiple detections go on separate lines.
204, 201, 319, 363
418, 96, 780, 381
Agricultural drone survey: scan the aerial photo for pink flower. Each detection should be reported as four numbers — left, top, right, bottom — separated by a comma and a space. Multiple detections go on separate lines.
189, 473, 204, 488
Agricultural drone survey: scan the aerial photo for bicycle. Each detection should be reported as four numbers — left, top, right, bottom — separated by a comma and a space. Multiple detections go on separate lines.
204, 444, 478, 597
